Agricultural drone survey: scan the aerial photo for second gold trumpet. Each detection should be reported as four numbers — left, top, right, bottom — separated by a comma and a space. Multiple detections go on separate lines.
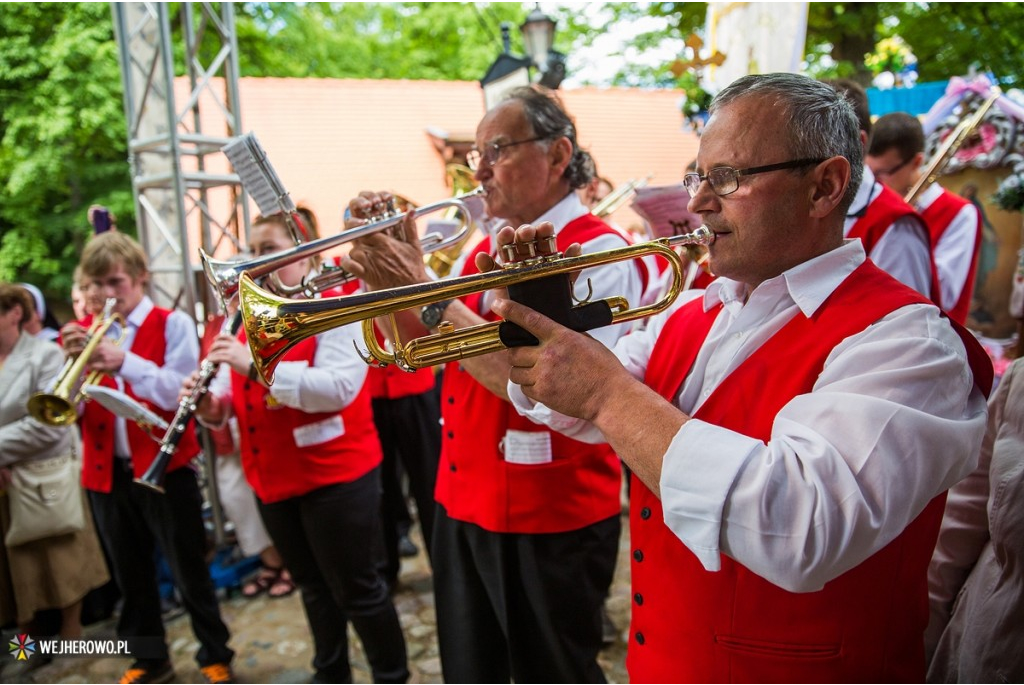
240, 227, 714, 385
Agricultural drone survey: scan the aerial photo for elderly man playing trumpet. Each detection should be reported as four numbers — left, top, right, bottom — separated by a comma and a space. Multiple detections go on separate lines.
342, 85, 643, 683
489, 73, 991, 683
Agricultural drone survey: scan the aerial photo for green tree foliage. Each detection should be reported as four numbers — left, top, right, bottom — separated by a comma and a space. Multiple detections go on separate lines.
0, 3, 132, 299
3, 1, 1021, 305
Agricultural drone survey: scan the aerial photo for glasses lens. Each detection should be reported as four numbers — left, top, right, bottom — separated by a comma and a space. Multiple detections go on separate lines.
466, 149, 481, 171
682, 173, 701, 198
709, 167, 739, 196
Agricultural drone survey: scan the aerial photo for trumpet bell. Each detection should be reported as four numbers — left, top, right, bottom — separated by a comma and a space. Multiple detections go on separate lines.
26, 393, 78, 426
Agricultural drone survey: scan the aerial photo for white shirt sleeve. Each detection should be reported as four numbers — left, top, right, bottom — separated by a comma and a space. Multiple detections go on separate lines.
933, 203, 981, 311
867, 217, 934, 298
268, 321, 368, 413
119, 309, 200, 412
661, 304, 987, 592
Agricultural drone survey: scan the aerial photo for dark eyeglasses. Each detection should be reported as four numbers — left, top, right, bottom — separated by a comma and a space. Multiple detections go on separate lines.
466, 136, 549, 171
873, 157, 914, 179
683, 158, 827, 198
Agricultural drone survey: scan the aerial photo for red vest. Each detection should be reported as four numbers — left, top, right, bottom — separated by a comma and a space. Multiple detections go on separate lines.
848, 183, 941, 305
435, 214, 627, 533
629, 262, 992, 683
230, 332, 382, 504
80, 307, 200, 493
920, 188, 982, 324
366, 325, 437, 399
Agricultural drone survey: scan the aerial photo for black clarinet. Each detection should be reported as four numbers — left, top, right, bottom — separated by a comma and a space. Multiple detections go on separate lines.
135, 311, 243, 493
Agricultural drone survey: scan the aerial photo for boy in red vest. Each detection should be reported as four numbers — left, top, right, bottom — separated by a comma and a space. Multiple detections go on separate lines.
496, 73, 992, 683
826, 78, 939, 303
342, 86, 645, 682
867, 111, 983, 324
61, 231, 234, 684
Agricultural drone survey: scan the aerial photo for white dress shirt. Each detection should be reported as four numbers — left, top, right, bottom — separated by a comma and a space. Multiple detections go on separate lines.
115, 296, 199, 456
844, 166, 933, 297
510, 240, 988, 592
916, 182, 981, 311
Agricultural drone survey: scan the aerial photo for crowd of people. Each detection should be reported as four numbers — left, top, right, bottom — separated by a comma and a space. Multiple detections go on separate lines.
1, 72, 1020, 684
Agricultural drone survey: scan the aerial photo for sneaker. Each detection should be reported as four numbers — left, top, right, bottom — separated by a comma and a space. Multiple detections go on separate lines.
119, 661, 175, 684
200, 662, 237, 684
398, 534, 419, 558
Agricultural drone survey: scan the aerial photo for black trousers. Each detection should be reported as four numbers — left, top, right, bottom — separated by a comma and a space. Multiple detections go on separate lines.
88, 462, 233, 668
257, 467, 408, 684
371, 391, 441, 582
432, 505, 620, 683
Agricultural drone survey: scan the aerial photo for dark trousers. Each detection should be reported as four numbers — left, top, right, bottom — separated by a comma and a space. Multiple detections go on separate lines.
432, 505, 619, 683
88, 462, 233, 668
371, 392, 441, 582
257, 468, 408, 684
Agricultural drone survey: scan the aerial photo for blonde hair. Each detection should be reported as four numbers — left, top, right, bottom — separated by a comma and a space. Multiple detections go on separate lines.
80, 231, 149, 281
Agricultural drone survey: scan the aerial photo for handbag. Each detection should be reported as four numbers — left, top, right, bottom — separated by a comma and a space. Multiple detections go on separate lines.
4, 452, 85, 546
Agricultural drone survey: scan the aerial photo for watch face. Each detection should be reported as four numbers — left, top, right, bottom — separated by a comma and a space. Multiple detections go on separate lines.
421, 302, 446, 328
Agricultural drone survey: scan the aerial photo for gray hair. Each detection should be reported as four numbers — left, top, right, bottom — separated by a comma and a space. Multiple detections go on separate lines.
710, 73, 863, 214
503, 86, 593, 189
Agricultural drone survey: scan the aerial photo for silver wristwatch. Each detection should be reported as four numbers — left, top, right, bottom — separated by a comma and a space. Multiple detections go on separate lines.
420, 299, 453, 328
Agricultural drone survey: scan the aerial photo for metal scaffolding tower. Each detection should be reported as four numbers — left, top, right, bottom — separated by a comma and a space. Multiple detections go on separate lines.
111, 1, 251, 319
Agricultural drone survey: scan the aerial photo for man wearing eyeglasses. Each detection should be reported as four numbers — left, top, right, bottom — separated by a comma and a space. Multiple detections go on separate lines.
867, 111, 983, 325
825, 79, 939, 303
342, 86, 644, 683
493, 73, 991, 683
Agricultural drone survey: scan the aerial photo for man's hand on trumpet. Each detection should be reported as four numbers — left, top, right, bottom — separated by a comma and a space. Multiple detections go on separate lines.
341, 190, 430, 291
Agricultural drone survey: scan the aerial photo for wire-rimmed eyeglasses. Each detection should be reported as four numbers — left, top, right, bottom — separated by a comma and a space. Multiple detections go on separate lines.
466, 136, 549, 172
683, 158, 827, 198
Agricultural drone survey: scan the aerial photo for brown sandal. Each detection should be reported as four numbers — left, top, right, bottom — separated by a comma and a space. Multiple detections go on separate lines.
267, 568, 296, 598
242, 565, 282, 598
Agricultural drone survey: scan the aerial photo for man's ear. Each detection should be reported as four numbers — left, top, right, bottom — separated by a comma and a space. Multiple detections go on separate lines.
809, 156, 850, 218
548, 136, 573, 176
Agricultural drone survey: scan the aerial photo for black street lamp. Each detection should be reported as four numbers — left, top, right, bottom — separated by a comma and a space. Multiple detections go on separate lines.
520, 5, 566, 90
480, 5, 566, 110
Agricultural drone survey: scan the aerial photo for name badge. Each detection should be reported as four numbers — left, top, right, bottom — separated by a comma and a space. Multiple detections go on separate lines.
293, 415, 345, 448
502, 429, 552, 465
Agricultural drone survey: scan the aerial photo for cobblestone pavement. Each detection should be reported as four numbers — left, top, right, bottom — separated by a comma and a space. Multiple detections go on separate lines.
2, 513, 632, 684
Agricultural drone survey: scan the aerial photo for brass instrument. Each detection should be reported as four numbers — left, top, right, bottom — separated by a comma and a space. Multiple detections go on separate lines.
592, 175, 652, 218
201, 187, 485, 302
426, 163, 483, 278
239, 226, 715, 384
136, 311, 244, 493
27, 298, 126, 426
905, 88, 1002, 204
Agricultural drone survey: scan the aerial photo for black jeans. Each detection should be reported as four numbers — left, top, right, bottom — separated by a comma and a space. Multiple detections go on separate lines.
371, 391, 441, 582
432, 505, 619, 683
258, 468, 408, 684
88, 462, 233, 668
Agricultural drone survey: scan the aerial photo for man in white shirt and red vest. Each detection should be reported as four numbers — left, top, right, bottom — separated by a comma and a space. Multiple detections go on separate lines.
867, 111, 983, 325
62, 231, 234, 685
494, 73, 992, 683
825, 78, 940, 304
342, 86, 644, 682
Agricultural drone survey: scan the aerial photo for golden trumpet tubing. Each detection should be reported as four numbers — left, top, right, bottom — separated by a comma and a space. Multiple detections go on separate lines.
241, 231, 706, 383
27, 302, 125, 426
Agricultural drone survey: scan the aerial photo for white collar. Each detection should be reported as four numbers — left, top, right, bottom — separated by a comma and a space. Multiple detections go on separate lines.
703, 240, 867, 318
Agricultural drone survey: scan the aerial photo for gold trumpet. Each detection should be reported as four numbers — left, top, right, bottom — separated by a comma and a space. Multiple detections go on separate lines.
239, 227, 715, 384
27, 298, 126, 426
202, 188, 485, 303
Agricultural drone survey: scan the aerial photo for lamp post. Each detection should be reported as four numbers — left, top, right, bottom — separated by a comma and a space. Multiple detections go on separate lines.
480, 5, 565, 110
520, 5, 565, 90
